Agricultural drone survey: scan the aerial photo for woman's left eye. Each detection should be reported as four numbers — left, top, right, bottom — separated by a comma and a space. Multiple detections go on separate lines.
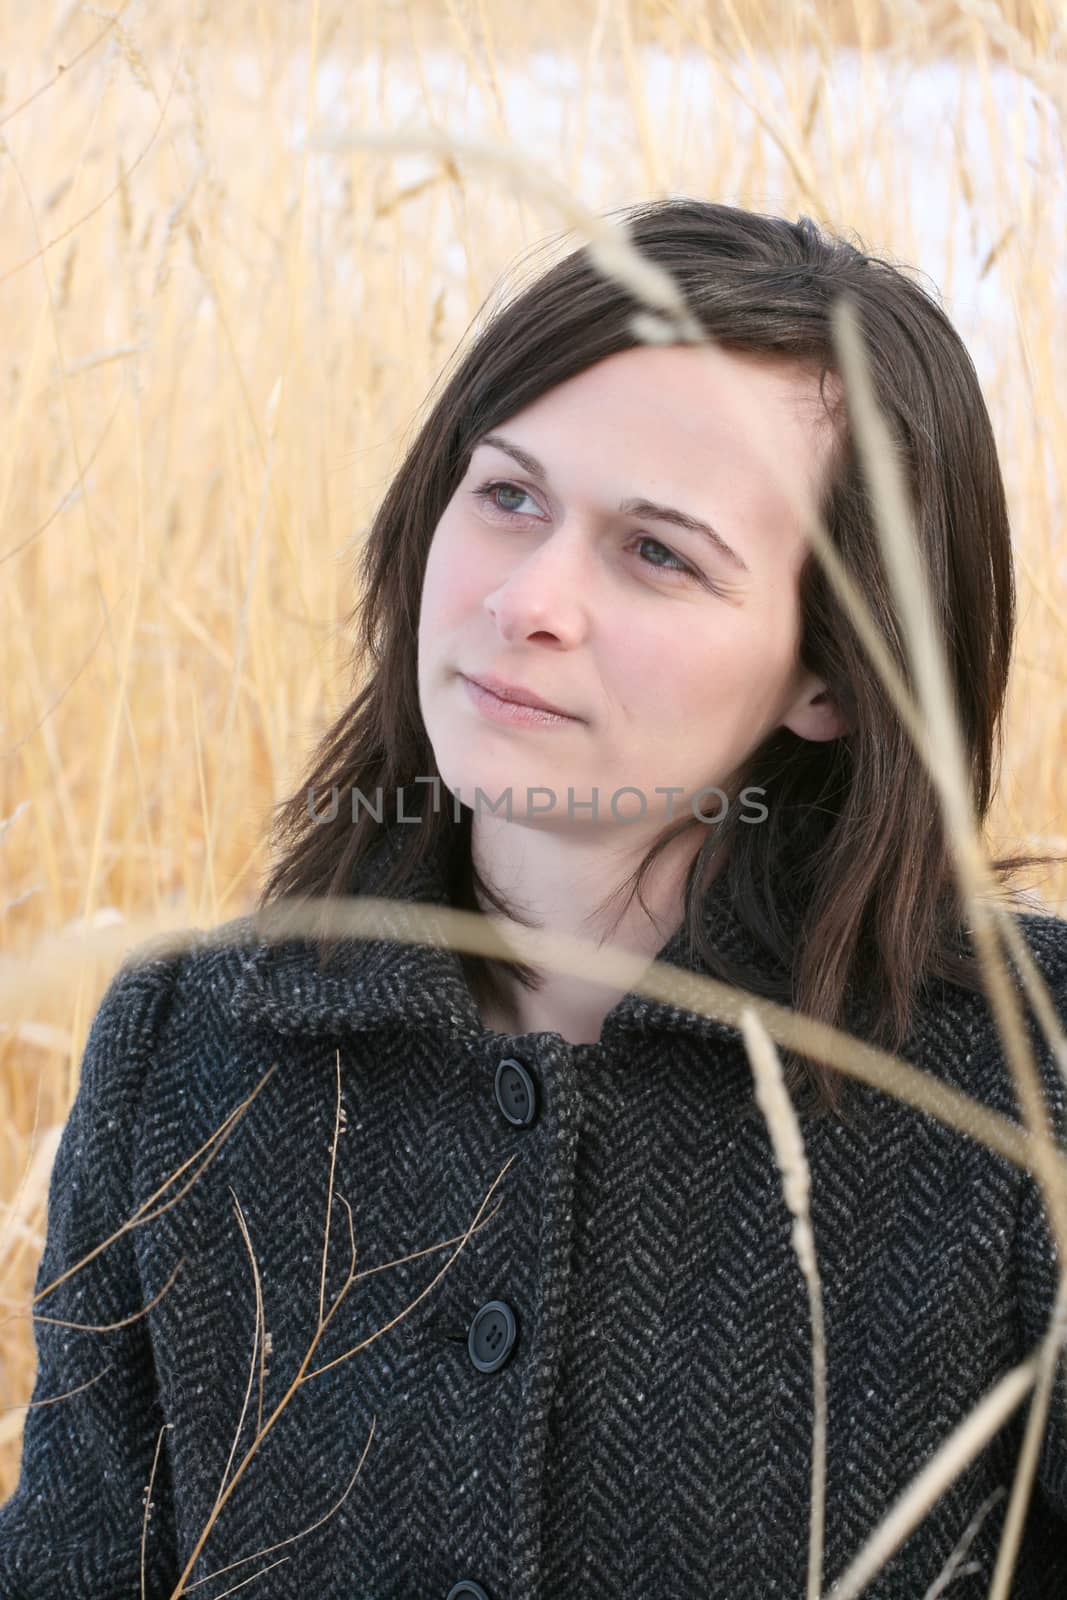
468, 479, 703, 586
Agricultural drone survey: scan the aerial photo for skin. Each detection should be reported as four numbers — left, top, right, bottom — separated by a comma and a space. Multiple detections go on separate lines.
416, 342, 854, 1043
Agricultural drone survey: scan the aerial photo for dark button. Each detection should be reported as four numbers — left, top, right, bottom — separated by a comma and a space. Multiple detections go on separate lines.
494, 1056, 538, 1127
446, 1584, 490, 1600
467, 1299, 518, 1373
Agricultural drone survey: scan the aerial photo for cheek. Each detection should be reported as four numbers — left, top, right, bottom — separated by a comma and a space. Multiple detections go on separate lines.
420, 517, 483, 627
612, 619, 751, 702
612, 614, 796, 731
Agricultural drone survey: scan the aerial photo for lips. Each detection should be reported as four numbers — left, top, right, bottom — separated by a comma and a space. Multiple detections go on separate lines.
462, 671, 577, 720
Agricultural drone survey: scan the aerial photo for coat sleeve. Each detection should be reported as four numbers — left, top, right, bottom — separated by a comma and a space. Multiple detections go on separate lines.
1013, 945, 1067, 1527
0, 946, 185, 1599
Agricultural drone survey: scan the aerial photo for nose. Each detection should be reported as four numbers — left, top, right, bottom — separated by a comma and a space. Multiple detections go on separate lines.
484, 521, 591, 645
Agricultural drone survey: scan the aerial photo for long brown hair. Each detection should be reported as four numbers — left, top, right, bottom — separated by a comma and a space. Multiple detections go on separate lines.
258, 196, 1063, 1120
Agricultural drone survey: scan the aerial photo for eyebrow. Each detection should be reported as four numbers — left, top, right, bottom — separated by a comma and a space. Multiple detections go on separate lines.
476, 432, 751, 575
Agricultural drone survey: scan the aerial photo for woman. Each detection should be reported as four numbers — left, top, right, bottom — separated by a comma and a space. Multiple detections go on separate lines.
3, 198, 1066, 1599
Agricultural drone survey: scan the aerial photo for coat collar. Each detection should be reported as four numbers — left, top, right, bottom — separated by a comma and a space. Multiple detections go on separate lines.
227, 817, 802, 1050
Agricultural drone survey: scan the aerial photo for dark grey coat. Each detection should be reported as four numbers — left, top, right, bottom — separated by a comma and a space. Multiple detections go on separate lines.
3, 820, 1067, 1598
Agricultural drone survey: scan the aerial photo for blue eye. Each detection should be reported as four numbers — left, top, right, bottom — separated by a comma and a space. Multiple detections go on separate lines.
469, 479, 705, 587
472, 481, 538, 518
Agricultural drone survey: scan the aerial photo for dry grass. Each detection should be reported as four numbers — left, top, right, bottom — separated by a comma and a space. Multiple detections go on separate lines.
2, 0, 1067, 1594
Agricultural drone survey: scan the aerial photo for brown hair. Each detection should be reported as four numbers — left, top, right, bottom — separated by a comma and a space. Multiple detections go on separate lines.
258, 196, 1063, 1121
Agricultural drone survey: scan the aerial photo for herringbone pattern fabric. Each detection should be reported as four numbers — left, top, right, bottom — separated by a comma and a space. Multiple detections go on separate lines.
3, 815, 1067, 1597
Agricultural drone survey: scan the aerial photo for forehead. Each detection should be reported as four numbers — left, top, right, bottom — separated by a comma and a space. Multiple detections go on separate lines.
537, 342, 831, 441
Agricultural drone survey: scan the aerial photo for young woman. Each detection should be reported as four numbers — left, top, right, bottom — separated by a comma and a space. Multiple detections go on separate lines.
3, 197, 1066, 1599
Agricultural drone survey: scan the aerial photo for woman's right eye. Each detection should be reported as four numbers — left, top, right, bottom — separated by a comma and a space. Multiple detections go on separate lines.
468, 480, 538, 518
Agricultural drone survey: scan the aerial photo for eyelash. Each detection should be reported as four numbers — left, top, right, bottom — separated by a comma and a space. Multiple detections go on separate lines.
468, 479, 707, 588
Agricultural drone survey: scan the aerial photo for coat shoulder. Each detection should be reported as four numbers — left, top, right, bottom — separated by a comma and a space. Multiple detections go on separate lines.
962, 907, 1067, 1129
88, 914, 270, 1107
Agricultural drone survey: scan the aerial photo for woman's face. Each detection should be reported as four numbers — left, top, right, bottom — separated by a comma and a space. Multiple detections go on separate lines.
417, 342, 848, 838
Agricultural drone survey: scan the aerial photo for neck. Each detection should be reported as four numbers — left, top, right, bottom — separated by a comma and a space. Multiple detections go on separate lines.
468, 816, 726, 1043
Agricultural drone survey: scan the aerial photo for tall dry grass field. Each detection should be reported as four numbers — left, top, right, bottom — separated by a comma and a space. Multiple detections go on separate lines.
2, 0, 1066, 1590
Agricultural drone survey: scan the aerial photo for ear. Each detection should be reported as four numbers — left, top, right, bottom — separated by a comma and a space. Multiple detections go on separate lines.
780, 674, 855, 742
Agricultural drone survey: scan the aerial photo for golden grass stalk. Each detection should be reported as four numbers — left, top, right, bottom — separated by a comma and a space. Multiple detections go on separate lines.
826, 292, 1067, 1596
5, 900, 1065, 1189
740, 1006, 827, 1600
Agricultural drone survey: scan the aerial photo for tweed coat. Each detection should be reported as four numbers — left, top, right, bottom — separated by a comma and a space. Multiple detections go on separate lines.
3, 816, 1067, 1599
